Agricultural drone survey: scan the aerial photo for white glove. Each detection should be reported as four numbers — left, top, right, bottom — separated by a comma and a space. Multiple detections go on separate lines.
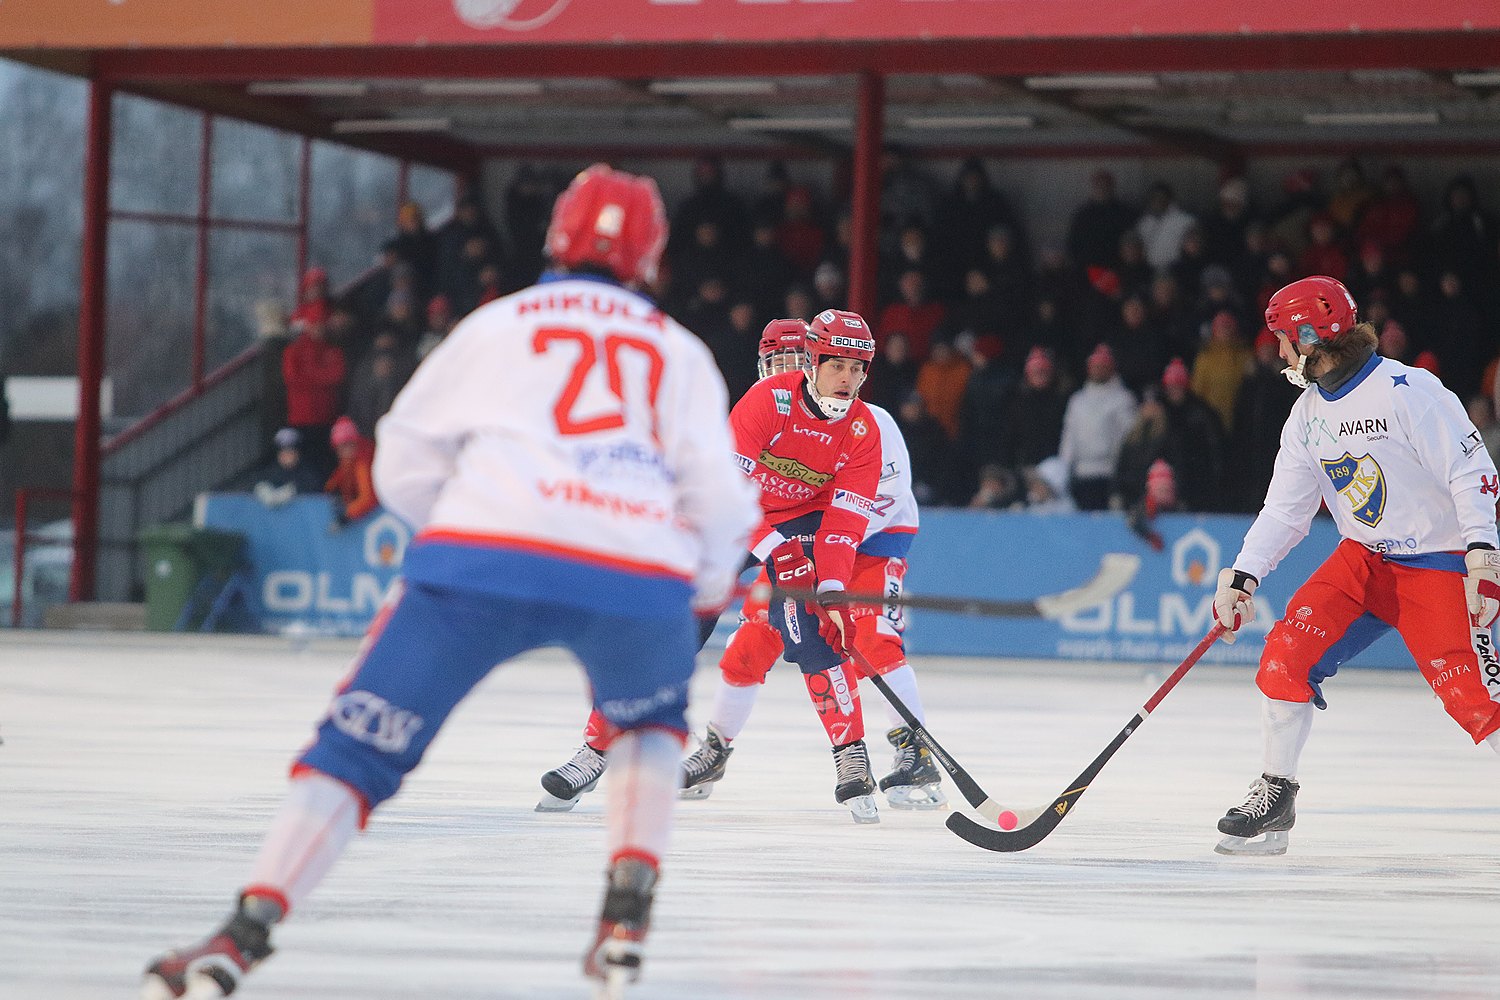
1213, 568, 1258, 644
1464, 547, 1500, 629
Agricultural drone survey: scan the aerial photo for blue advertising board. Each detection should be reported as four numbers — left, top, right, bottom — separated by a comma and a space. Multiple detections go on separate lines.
903, 510, 1413, 669
197, 494, 1416, 670
196, 494, 409, 637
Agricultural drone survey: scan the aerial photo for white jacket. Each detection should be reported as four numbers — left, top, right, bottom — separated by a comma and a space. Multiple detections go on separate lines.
1059, 376, 1138, 481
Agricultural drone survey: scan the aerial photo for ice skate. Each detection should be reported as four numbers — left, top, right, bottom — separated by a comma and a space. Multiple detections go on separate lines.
678, 723, 733, 800
878, 726, 948, 810
141, 898, 275, 999
1214, 773, 1298, 856
583, 856, 657, 999
538, 744, 607, 812
832, 739, 880, 824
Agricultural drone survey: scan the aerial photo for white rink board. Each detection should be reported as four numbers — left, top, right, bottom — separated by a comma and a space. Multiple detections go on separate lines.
2, 631, 1498, 1000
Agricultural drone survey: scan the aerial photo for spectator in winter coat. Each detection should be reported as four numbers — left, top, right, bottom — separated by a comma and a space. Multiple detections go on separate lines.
1113, 387, 1170, 510
417, 295, 457, 360
878, 270, 947, 362
1297, 215, 1348, 281
254, 427, 323, 507
1201, 177, 1253, 274
999, 346, 1068, 471
346, 331, 417, 441
1159, 358, 1227, 512
391, 201, 438, 302
866, 332, 920, 416
1059, 343, 1137, 510
671, 156, 749, 251
1228, 330, 1299, 511
436, 195, 501, 308
1066, 170, 1137, 271
776, 186, 827, 275
1190, 310, 1253, 434
1136, 182, 1197, 271
1103, 295, 1170, 396
324, 417, 377, 527
915, 339, 972, 441
1356, 166, 1421, 264
954, 332, 1013, 488
281, 317, 346, 478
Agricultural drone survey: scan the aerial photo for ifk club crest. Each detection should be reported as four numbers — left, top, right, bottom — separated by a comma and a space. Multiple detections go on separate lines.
1321, 451, 1386, 527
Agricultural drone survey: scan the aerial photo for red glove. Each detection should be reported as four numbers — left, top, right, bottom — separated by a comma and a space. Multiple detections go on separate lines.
811, 600, 856, 658
769, 540, 855, 657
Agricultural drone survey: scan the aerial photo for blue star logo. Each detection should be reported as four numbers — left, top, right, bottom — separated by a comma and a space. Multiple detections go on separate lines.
1391, 374, 1408, 387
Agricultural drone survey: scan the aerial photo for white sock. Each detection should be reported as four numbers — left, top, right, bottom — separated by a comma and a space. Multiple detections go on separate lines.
874, 663, 925, 729
605, 728, 681, 863
709, 679, 760, 741
1487, 732, 1500, 757
1262, 695, 1315, 779
245, 772, 361, 914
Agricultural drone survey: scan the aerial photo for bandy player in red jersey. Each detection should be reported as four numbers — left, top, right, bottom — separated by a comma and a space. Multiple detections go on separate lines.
540, 310, 887, 822
1209, 275, 1500, 856
675, 321, 945, 813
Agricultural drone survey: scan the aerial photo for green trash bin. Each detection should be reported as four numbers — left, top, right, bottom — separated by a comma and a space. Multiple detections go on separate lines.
139, 524, 247, 631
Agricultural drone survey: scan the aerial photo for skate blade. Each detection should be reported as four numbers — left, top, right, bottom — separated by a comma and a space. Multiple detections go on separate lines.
1214, 830, 1289, 856
844, 794, 880, 824
535, 792, 583, 812
678, 784, 714, 800
885, 784, 949, 811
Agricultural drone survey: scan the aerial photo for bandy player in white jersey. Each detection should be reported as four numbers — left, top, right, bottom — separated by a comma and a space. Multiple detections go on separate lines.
1209, 275, 1500, 856
680, 320, 945, 811
141, 164, 758, 999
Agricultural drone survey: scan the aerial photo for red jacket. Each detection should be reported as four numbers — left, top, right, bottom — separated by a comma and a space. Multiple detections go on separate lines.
282, 333, 346, 426
730, 371, 882, 588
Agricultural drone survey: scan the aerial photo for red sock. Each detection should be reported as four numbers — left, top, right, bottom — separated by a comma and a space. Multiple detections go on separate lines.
803, 663, 864, 746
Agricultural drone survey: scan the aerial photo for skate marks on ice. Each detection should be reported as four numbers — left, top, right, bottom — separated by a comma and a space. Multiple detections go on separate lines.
1, 633, 1499, 999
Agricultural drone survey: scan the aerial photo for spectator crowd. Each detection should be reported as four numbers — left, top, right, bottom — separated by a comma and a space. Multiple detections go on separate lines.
262, 154, 1500, 531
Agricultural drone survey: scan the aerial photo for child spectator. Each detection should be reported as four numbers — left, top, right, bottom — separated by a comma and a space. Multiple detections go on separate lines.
325, 416, 377, 527
253, 428, 322, 507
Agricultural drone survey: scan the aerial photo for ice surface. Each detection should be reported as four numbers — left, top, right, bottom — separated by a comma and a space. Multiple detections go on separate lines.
2, 630, 1498, 1000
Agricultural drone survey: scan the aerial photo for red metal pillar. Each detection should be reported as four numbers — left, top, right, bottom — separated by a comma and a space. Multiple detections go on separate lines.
295, 135, 312, 280
71, 79, 113, 602
192, 112, 213, 388
848, 71, 885, 324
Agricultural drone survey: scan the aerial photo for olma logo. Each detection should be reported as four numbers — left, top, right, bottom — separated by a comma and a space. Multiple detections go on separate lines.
263, 513, 411, 617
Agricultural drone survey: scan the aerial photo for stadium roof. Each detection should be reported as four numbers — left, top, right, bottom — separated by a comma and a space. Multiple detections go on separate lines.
5, 1, 1500, 162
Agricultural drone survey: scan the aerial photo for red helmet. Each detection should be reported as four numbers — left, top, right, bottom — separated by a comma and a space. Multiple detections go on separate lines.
1265, 276, 1358, 347
805, 309, 876, 367
803, 310, 875, 418
757, 318, 808, 380
545, 164, 668, 286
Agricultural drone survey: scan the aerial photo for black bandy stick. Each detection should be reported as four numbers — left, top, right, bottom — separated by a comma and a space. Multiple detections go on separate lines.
945, 624, 1225, 852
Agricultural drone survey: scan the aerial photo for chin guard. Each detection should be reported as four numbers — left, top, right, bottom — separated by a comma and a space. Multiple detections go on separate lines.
1281, 353, 1311, 388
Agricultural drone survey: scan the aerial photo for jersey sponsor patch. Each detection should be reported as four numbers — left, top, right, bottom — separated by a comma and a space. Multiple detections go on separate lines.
1321, 451, 1387, 527
850, 418, 869, 438
832, 489, 875, 516
772, 387, 792, 416
734, 453, 756, 475
758, 449, 834, 488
